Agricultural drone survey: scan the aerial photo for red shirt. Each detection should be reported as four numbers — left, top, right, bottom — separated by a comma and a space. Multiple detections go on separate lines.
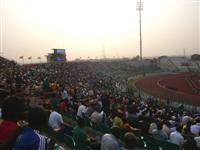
0, 120, 18, 143
59, 101, 68, 110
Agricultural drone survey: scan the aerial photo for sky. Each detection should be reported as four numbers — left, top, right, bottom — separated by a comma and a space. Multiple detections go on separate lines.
0, 0, 199, 63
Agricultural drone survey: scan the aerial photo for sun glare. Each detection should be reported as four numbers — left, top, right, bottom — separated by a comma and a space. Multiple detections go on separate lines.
16, 0, 140, 39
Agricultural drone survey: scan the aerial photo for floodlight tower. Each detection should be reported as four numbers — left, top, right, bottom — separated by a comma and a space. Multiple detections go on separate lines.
136, 0, 143, 61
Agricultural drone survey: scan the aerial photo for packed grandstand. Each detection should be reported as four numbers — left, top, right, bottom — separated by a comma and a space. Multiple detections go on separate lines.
0, 55, 200, 150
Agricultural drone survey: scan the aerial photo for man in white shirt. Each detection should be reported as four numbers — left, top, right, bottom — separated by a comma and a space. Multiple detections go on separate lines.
169, 125, 184, 146
77, 100, 88, 118
48, 107, 64, 130
194, 133, 200, 148
61, 88, 68, 100
190, 119, 200, 136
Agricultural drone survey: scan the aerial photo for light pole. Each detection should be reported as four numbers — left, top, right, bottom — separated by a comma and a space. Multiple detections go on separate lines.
136, 0, 143, 61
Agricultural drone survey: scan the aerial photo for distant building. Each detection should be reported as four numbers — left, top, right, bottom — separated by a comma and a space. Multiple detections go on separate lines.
47, 49, 66, 63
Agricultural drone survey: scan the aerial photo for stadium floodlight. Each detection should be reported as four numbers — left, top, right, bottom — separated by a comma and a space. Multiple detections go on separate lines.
136, 0, 143, 61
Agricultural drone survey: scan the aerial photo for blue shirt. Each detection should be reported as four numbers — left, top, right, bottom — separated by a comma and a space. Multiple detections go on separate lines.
14, 127, 48, 150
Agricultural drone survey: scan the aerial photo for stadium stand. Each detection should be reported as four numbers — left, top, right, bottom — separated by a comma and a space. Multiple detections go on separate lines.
0, 56, 200, 150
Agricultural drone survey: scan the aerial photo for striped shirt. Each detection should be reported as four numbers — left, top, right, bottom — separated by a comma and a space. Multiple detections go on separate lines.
14, 127, 47, 150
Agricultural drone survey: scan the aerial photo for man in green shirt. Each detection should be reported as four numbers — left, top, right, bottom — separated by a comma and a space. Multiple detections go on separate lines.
73, 117, 89, 145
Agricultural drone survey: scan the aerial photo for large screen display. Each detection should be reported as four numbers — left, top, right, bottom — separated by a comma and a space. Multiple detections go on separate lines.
54, 49, 65, 54
55, 56, 65, 61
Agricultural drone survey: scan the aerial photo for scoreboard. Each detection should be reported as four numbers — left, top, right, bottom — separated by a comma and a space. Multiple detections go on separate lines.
54, 49, 65, 54
54, 49, 66, 61
47, 49, 66, 62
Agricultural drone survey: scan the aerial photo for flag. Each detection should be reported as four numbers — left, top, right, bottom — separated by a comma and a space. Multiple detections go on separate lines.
28, 56, 32, 60
19, 56, 23, 59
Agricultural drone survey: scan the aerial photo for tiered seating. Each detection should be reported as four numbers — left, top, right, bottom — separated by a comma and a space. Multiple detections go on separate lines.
48, 109, 180, 150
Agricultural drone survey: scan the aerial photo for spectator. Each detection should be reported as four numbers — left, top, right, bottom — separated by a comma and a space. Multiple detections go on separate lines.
0, 88, 9, 119
169, 124, 184, 146
73, 117, 89, 145
148, 122, 157, 135
152, 122, 168, 141
112, 111, 124, 128
77, 99, 88, 118
14, 107, 54, 150
90, 104, 102, 125
182, 120, 194, 138
182, 138, 198, 150
190, 118, 200, 136
58, 101, 68, 111
122, 118, 135, 132
84, 100, 95, 118
0, 96, 26, 149
127, 104, 139, 127
48, 106, 64, 131
101, 126, 120, 150
181, 113, 192, 126
61, 87, 68, 101
162, 120, 171, 136
118, 132, 138, 150
194, 131, 200, 148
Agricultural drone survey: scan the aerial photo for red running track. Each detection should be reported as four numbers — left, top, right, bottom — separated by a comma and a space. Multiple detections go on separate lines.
135, 72, 200, 106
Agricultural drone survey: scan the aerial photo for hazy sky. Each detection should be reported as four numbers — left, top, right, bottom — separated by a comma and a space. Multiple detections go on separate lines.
0, 0, 199, 63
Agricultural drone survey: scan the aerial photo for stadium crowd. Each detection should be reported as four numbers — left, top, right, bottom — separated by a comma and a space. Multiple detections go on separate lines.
0, 56, 200, 150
